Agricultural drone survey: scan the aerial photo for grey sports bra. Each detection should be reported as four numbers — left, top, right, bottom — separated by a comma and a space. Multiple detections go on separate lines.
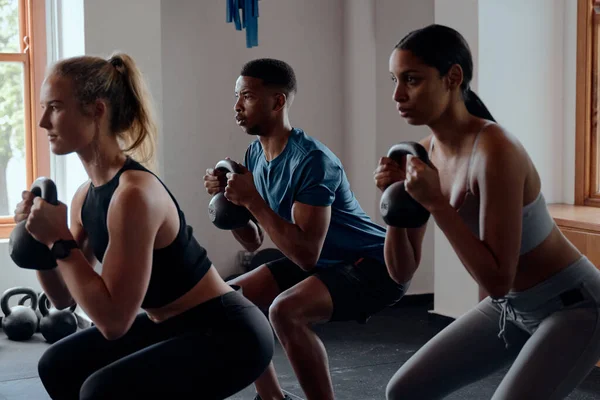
429, 122, 555, 255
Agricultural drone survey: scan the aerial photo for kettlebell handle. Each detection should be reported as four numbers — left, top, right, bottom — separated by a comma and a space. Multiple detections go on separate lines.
386, 142, 431, 168
39, 292, 77, 317
30, 177, 58, 206
1, 287, 38, 317
18, 294, 35, 307
214, 159, 244, 175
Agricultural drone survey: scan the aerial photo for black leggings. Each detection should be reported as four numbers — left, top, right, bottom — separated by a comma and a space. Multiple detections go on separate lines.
38, 290, 274, 400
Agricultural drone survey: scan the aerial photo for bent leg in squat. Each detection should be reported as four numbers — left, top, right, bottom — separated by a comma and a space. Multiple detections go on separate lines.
269, 276, 335, 400
386, 298, 529, 400
38, 313, 170, 400
228, 261, 305, 400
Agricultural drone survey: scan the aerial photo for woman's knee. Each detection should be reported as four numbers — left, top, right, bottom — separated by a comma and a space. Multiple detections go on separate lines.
385, 373, 409, 400
38, 342, 77, 396
38, 343, 66, 383
385, 365, 435, 400
79, 368, 122, 400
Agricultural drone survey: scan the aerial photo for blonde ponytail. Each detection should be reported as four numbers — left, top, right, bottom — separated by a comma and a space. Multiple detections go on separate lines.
50, 52, 159, 172
108, 53, 158, 171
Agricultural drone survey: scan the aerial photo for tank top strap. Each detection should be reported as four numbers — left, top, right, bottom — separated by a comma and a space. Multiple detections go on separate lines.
465, 121, 494, 192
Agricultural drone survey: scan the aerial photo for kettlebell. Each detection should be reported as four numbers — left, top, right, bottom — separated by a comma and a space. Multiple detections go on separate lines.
380, 142, 432, 228
17, 293, 43, 332
38, 292, 78, 344
1, 287, 39, 341
9, 177, 58, 270
208, 159, 252, 230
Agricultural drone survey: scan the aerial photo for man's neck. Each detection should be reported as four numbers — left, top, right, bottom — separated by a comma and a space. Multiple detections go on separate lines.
258, 125, 293, 162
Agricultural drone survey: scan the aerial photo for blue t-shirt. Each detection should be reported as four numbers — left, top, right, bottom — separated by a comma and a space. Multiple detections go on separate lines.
244, 128, 386, 266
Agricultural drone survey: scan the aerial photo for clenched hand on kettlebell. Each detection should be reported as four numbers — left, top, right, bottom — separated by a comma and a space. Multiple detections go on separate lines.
204, 159, 255, 230
377, 142, 432, 228
9, 177, 58, 270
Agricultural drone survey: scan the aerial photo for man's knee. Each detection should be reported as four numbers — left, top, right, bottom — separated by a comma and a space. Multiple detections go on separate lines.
271, 277, 333, 325
269, 295, 295, 324
269, 292, 300, 327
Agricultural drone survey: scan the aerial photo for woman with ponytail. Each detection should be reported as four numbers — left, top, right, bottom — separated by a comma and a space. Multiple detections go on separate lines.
13, 53, 274, 399
375, 24, 600, 399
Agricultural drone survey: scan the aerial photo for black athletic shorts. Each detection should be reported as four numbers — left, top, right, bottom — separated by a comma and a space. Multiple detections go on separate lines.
266, 256, 410, 323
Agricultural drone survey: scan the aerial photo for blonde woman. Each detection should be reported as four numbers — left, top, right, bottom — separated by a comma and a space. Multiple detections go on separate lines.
14, 53, 274, 400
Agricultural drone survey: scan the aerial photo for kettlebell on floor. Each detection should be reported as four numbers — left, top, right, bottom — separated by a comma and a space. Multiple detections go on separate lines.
1, 287, 39, 341
17, 292, 43, 332
38, 292, 78, 344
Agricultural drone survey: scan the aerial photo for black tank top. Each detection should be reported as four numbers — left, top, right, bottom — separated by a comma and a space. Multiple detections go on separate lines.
80, 157, 212, 309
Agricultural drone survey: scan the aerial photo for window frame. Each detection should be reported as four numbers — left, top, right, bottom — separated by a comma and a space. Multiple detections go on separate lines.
577, 0, 600, 206
0, 0, 50, 237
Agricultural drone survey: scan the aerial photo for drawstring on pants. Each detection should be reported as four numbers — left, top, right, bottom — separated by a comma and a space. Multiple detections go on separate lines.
491, 297, 515, 349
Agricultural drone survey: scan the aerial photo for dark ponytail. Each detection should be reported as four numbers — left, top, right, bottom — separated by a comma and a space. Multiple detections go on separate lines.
464, 88, 495, 122
396, 24, 495, 122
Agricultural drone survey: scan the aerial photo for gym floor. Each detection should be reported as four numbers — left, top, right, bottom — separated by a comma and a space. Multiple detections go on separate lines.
1, 297, 599, 399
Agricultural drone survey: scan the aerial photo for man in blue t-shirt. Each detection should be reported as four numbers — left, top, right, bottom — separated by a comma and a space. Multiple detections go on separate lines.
204, 59, 410, 400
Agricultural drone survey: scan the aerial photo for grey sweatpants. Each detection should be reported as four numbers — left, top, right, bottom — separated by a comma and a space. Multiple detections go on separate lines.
387, 256, 600, 400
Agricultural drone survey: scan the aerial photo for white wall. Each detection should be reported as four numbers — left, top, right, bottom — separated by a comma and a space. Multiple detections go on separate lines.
51, 0, 87, 205
0, 0, 436, 302
159, 0, 437, 290
341, 0, 435, 295
432, 0, 480, 317
84, 0, 164, 177
432, 0, 578, 318
0, 0, 88, 305
479, 0, 566, 203
0, 0, 579, 312
0, 0, 165, 312
161, 0, 344, 279
342, 0, 377, 218
373, 0, 436, 294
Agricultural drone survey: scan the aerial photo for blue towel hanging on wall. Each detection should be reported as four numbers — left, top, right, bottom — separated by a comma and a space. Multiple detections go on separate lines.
226, 0, 259, 48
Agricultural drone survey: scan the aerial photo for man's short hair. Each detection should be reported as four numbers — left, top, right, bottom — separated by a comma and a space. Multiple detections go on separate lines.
240, 58, 297, 95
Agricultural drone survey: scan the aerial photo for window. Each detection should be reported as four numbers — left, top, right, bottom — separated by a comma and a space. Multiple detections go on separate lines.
578, 0, 600, 206
0, 0, 49, 237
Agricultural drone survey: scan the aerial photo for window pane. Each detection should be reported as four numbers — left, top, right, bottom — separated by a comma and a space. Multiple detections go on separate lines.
0, 61, 26, 217
0, 0, 20, 53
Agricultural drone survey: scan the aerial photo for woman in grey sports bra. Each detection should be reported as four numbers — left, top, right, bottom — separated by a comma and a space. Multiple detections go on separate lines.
375, 24, 600, 400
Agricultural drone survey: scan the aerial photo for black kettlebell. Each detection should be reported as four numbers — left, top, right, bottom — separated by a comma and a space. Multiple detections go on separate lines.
1, 287, 39, 341
380, 142, 432, 228
38, 292, 78, 344
208, 160, 252, 230
9, 177, 58, 270
18, 292, 43, 332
